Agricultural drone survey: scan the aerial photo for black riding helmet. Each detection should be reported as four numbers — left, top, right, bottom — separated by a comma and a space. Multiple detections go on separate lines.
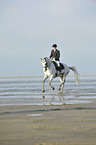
52, 44, 57, 48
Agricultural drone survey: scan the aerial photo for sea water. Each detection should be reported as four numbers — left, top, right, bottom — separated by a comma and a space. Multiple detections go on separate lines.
0, 76, 96, 106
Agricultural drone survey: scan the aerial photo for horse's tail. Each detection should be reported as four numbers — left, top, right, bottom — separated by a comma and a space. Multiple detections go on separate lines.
69, 66, 79, 85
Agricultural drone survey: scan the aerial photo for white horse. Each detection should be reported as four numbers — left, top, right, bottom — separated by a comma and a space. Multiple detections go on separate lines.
41, 57, 79, 92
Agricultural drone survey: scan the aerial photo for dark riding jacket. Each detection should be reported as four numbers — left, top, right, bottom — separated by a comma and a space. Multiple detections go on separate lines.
50, 49, 60, 61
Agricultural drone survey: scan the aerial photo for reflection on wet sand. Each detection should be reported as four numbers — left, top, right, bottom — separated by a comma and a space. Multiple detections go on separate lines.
42, 95, 93, 106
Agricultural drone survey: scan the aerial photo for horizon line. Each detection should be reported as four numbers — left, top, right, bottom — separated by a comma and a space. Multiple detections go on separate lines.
0, 75, 96, 79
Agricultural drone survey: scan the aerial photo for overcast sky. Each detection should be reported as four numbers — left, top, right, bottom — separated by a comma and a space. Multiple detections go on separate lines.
0, 0, 96, 77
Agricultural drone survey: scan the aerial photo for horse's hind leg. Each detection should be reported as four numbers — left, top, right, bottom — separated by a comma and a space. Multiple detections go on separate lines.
58, 75, 66, 92
58, 76, 63, 91
61, 75, 66, 92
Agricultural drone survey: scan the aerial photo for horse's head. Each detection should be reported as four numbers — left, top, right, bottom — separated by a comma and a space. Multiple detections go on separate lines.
41, 57, 52, 72
40, 57, 49, 68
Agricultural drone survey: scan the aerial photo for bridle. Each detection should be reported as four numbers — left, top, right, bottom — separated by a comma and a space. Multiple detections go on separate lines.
43, 58, 51, 72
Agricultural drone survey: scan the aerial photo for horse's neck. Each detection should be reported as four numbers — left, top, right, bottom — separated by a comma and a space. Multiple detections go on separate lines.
48, 60, 52, 66
48, 60, 55, 70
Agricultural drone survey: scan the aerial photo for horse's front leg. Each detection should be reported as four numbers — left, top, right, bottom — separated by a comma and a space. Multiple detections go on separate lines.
49, 75, 55, 90
42, 76, 48, 92
58, 83, 62, 91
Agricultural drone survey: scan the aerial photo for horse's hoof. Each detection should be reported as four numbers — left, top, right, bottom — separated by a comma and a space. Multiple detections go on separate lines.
52, 87, 55, 90
42, 89, 45, 93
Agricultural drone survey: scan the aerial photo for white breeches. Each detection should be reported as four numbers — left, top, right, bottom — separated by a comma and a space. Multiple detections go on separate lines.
55, 61, 60, 67
51, 58, 60, 67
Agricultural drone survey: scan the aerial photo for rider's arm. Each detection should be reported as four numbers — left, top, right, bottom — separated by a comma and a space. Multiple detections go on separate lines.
49, 50, 53, 59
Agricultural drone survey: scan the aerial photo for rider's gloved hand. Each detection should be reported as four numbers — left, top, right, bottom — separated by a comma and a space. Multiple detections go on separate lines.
53, 58, 55, 61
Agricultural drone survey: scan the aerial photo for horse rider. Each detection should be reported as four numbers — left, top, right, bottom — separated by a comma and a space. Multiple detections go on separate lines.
49, 44, 61, 72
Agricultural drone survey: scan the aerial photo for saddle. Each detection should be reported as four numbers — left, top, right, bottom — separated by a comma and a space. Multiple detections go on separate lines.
52, 61, 65, 71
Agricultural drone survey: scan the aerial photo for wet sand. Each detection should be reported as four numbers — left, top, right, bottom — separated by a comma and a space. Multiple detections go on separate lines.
0, 104, 96, 145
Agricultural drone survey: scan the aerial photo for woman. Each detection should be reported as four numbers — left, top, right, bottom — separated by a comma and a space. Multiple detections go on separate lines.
50, 44, 61, 72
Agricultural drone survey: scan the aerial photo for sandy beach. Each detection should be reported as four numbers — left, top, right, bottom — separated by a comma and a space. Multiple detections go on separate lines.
0, 104, 96, 145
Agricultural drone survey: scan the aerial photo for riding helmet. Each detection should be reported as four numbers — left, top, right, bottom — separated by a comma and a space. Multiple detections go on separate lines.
52, 44, 57, 48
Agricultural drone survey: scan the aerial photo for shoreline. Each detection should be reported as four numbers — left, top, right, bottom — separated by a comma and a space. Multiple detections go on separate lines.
0, 103, 96, 117
0, 75, 96, 79
0, 102, 96, 114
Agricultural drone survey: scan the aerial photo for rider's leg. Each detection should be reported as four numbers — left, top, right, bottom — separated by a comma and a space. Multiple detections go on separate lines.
56, 61, 61, 72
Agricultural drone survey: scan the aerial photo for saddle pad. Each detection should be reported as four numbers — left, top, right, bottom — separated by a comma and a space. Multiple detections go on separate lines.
52, 61, 65, 70
52, 61, 58, 70
60, 63, 65, 70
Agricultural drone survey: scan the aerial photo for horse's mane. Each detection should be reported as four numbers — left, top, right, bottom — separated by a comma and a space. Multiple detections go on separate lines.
44, 57, 48, 60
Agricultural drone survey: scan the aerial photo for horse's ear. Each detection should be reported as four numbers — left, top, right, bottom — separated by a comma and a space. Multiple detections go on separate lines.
40, 58, 43, 61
